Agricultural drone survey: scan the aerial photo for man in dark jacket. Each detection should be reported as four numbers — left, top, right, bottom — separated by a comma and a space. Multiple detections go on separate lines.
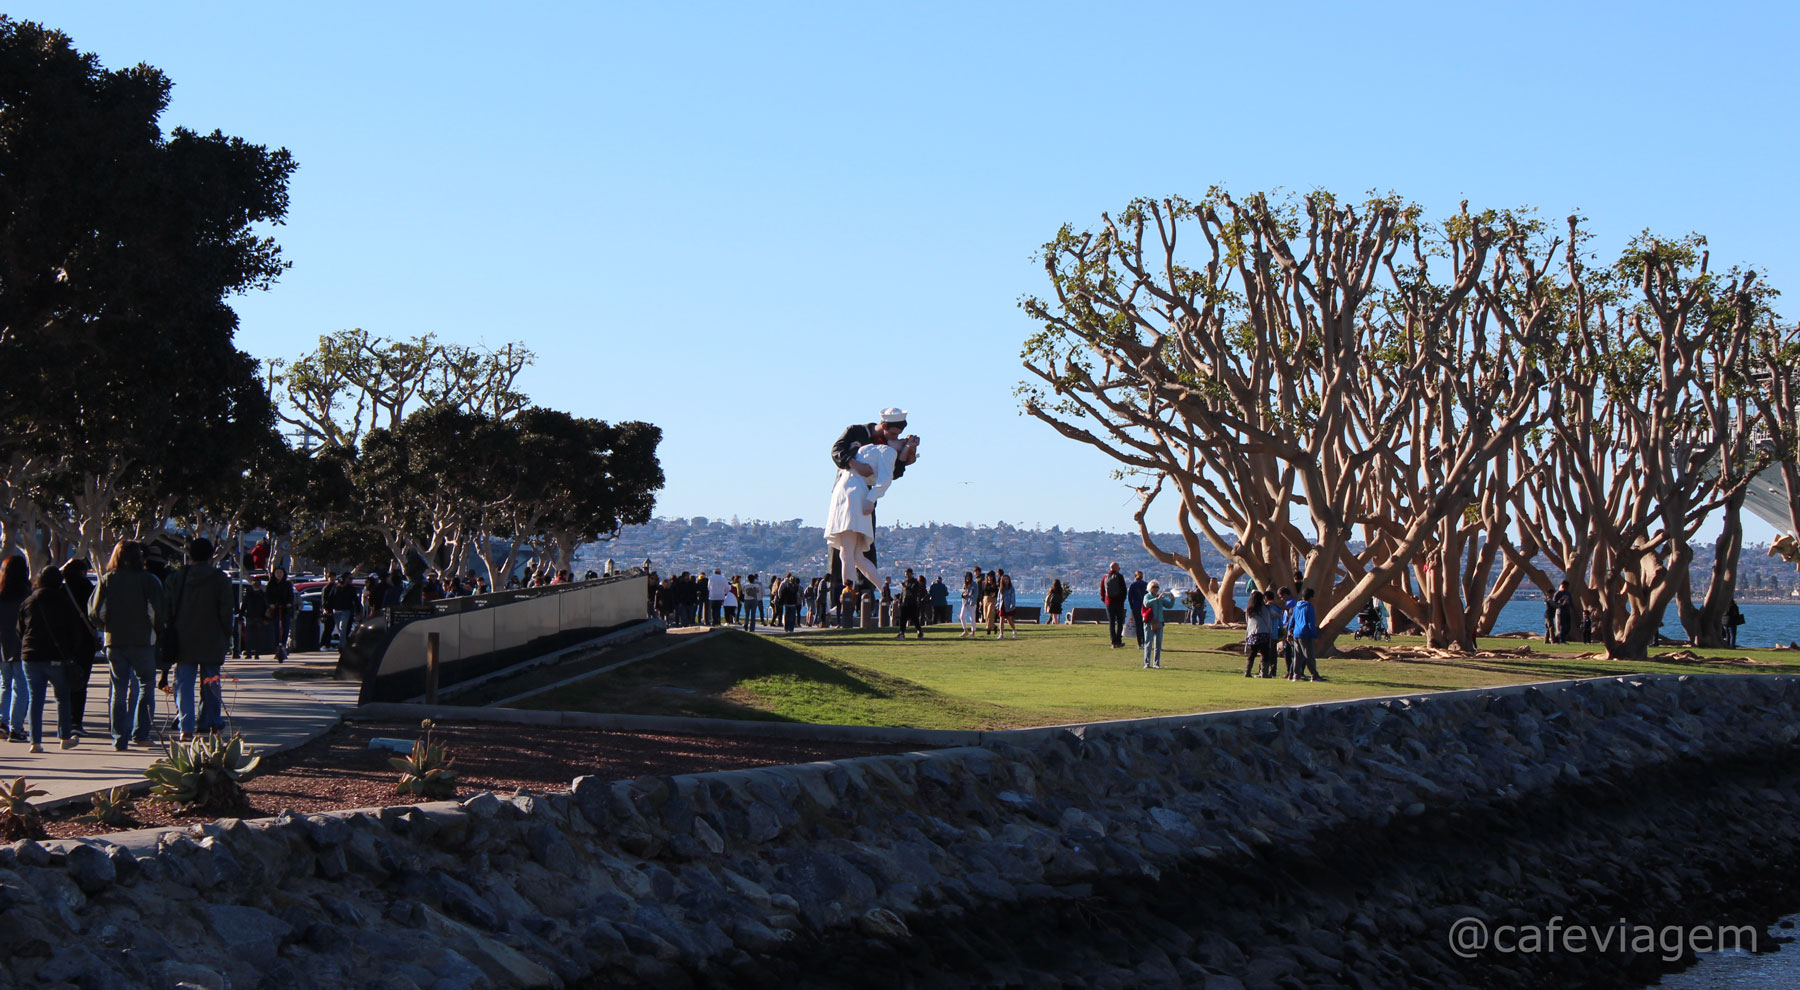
1127, 571, 1149, 647
779, 573, 801, 632
1102, 563, 1128, 648
164, 537, 234, 738
828, 408, 919, 590
323, 573, 360, 650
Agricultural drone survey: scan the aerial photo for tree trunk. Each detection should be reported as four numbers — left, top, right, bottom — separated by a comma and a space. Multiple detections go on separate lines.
1681, 488, 1744, 648
1205, 562, 1245, 624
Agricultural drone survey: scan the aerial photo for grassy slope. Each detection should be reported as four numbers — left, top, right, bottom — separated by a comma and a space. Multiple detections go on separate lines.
516, 625, 1800, 730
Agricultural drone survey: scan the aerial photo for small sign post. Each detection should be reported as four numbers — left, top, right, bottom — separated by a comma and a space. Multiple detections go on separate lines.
425, 632, 440, 705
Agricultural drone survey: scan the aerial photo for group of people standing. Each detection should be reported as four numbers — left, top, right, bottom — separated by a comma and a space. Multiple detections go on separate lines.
1098, 564, 1177, 667
1240, 585, 1324, 681
956, 567, 1021, 639
0, 536, 242, 753
648, 570, 813, 632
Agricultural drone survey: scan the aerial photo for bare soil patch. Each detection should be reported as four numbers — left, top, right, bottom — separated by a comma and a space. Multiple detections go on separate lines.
41, 718, 921, 839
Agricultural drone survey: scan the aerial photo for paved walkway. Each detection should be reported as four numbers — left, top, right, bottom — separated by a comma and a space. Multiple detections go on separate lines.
1, 651, 360, 809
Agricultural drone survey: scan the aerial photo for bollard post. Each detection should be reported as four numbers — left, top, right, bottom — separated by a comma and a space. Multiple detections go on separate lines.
425, 631, 440, 705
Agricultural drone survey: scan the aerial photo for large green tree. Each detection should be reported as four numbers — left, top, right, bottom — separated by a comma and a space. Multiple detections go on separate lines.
0, 17, 294, 566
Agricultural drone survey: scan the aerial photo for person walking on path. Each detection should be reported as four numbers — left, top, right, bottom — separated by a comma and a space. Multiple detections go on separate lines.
1102, 563, 1128, 648
1126, 571, 1148, 647
1244, 590, 1281, 678
164, 537, 234, 738
265, 567, 294, 662
324, 573, 359, 651
1289, 587, 1322, 682
16, 566, 86, 752
59, 559, 101, 739
238, 575, 270, 659
0, 555, 30, 741
89, 540, 166, 751
1141, 580, 1175, 668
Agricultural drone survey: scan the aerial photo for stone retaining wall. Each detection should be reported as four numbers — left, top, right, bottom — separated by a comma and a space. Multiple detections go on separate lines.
5, 674, 1800, 988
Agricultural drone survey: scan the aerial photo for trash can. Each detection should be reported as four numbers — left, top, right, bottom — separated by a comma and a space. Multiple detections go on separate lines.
292, 601, 322, 653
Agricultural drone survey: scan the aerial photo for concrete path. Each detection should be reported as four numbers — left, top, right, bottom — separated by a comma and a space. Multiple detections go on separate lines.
0, 651, 360, 809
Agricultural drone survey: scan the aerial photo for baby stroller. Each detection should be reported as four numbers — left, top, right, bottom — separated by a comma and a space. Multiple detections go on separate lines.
1353, 605, 1387, 641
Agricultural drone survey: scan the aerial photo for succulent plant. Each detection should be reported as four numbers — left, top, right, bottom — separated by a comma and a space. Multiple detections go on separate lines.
0, 776, 47, 840
76, 785, 138, 827
144, 733, 261, 812
392, 719, 458, 800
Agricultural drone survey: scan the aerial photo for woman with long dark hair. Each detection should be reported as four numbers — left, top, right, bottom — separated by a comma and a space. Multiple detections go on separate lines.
958, 571, 977, 638
58, 558, 99, 737
265, 566, 294, 662
1044, 579, 1066, 625
1243, 590, 1281, 679
17, 566, 86, 751
0, 555, 29, 741
997, 572, 1019, 639
90, 540, 166, 749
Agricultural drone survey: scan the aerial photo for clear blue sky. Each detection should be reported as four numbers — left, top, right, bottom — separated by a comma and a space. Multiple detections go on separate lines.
25, 2, 1800, 543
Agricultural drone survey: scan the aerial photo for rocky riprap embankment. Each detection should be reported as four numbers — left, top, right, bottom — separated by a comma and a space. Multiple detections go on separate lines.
5, 674, 1800, 989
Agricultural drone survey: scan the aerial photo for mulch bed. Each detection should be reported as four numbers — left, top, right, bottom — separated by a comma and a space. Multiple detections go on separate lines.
41, 720, 923, 839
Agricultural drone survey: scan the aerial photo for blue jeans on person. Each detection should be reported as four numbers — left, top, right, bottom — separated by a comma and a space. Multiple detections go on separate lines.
742, 600, 760, 632
1, 659, 25, 735
1142, 625, 1165, 668
108, 646, 157, 744
331, 611, 353, 650
25, 660, 70, 744
784, 604, 800, 632
175, 662, 224, 735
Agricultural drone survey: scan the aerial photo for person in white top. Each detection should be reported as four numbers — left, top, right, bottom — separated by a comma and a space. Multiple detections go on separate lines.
825, 435, 898, 590
706, 569, 729, 626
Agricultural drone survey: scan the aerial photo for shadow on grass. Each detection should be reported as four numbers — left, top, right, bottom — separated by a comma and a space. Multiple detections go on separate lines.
524, 631, 915, 716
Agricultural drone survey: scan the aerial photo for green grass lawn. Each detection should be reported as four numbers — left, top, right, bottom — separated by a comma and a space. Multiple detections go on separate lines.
514, 624, 1800, 730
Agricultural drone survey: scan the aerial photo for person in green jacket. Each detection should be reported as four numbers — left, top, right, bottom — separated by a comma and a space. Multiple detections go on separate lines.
89, 540, 165, 750
163, 537, 234, 738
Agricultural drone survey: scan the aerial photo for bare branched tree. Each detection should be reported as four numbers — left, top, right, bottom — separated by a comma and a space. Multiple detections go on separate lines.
1021, 190, 1553, 651
1516, 232, 1763, 659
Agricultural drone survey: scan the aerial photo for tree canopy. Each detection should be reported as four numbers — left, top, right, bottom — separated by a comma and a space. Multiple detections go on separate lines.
0, 17, 295, 567
1022, 188, 1788, 659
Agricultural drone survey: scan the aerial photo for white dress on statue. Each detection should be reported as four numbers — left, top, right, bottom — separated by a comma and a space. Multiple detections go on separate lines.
825, 443, 895, 586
